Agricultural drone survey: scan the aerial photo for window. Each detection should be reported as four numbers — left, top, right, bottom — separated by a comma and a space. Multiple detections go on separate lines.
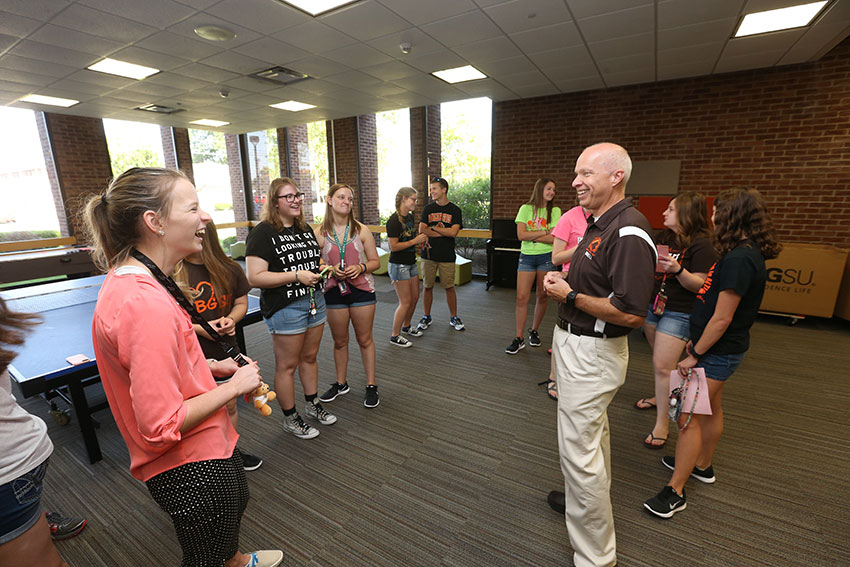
103, 118, 165, 176
0, 108, 62, 242
306, 121, 329, 221
376, 108, 411, 225
188, 128, 235, 242
246, 129, 280, 218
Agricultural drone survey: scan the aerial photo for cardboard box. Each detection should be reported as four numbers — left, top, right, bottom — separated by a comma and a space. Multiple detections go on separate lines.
759, 243, 848, 318
833, 248, 850, 321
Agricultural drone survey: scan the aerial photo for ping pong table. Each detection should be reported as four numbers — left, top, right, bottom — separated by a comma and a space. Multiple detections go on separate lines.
0, 246, 97, 285
3, 275, 262, 464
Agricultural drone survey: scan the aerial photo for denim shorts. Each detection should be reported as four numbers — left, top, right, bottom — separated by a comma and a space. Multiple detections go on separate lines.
388, 262, 418, 282
644, 308, 691, 342
264, 292, 326, 335
698, 351, 746, 382
517, 253, 555, 273
325, 284, 377, 309
0, 459, 49, 545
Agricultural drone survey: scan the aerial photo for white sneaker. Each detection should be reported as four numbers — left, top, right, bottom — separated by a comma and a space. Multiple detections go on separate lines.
305, 400, 337, 425
245, 550, 283, 567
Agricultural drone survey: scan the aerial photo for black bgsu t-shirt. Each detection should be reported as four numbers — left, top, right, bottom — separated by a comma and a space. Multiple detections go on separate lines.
386, 212, 418, 265
420, 201, 463, 263
245, 221, 321, 318
653, 234, 718, 314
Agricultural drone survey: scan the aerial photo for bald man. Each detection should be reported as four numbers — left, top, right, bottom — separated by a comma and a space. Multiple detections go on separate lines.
543, 143, 656, 567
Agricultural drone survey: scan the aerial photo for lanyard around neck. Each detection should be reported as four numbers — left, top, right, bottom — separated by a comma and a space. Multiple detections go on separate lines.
130, 249, 248, 367
331, 223, 349, 267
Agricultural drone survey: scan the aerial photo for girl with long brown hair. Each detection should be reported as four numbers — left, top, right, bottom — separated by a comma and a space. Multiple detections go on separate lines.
644, 187, 781, 518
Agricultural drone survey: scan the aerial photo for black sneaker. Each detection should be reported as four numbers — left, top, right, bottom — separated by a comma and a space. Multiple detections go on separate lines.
390, 335, 412, 348
364, 385, 380, 408
505, 336, 525, 354
417, 315, 432, 330
319, 381, 350, 403
46, 512, 87, 540
528, 329, 542, 347
240, 451, 263, 471
402, 325, 423, 337
644, 485, 687, 518
661, 455, 716, 484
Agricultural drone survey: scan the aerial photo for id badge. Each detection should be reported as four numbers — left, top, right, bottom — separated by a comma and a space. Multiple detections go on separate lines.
652, 292, 667, 316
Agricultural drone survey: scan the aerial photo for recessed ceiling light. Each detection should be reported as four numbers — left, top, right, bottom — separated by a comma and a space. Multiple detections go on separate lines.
735, 1, 827, 37
193, 25, 237, 41
270, 100, 316, 112
88, 58, 159, 80
278, 0, 359, 16
190, 119, 230, 127
18, 94, 79, 107
432, 65, 487, 84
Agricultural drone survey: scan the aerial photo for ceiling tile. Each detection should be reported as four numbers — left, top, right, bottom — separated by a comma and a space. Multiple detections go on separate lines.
484, 0, 572, 35
497, 68, 552, 89
545, 63, 599, 81
0, 33, 20, 52
475, 55, 535, 77
780, 13, 850, 65
78, 0, 196, 29
511, 83, 560, 98
402, 50, 468, 73
587, 32, 654, 60
47, 78, 110, 96
657, 60, 715, 81
597, 52, 654, 74
233, 37, 311, 66
527, 44, 594, 70
453, 78, 516, 100
286, 56, 352, 78
166, 13, 262, 49
657, 18, 738, 50
322, 43, 392, 68
452, 36, 523, 64
118, 81, 185, 98
722, 28, 806, 58
577, 4, 654, 43
171, 62, 240, 83
1, 0, 71, 20
144, 72, 214, 89
715, 49, 787, 73
28, 24, 125, 57
0, 54, 77, 78
135, 31, 224, 61
566, 0, 653, 20
658, 43, 724, 67
207, 0, 310, 35
109, 46, 191, 71
272, 20, 357, 53
369, 82, 408, 97
65, 69, 137, 88
9, 40, 100, 68
510, 21, 583, 53
51, 4, 159, 43
0, 11, 42, 37
319, 0, 410, 42
657, 0, 746, 29
379, 0, 478, 26
367, 28, 445, 58
322, 70, 383, 89
603, 67, 655, 86
420, 11, 502, 48
361, 60, 420, 81
199, 50, 270, 74
0, 68, 56, 87
391, 73, 464, 98
220, 76, 281, 93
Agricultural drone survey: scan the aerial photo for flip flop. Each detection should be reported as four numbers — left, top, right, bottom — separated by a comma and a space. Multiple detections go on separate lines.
634, 398, 656, 410
643, 433, 667, 449
546, 380, 558, 401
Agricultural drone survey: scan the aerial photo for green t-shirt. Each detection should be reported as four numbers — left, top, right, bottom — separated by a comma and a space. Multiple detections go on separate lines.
515, 204, 562, 256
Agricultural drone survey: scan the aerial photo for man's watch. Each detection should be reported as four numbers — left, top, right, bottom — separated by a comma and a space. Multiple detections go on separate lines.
565, 290, 578, 306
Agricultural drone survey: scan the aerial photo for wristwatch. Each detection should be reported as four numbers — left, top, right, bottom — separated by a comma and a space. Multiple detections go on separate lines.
565, 290, 578, 306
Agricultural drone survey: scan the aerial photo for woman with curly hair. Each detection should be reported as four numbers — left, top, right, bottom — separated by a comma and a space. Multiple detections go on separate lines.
644, 187, 782, 519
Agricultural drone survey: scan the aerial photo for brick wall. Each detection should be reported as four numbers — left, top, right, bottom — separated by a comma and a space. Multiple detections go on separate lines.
224, 134, 249, 241
492, 38, 850, 248
410, 105, 441, 221
35, 112, 70, 237
327, 116, 379, 224
280, 125, 314, 222
41, 113, 112, 240
160, 126, 194, 183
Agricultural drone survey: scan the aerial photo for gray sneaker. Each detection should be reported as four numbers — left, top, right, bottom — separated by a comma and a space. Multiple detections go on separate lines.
283, 412, 319, 439
305, 400, 337, 425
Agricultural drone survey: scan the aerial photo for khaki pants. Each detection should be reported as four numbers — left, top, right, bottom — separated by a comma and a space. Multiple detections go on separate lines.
552, 325, 628, 567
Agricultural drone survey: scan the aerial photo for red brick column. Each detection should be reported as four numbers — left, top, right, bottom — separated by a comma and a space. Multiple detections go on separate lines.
327, 116, 379, 225
160, 126, 194, 184
224, 134, 249, 241
279, 125, 314, 222
409, 105, 441, 221
34, 112, 70, 237
40, 113, 112, 240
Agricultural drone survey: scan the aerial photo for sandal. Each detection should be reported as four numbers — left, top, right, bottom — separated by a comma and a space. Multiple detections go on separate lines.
536, 379, 558, 400
643, 432, 667, 449
634, 398, 656, 410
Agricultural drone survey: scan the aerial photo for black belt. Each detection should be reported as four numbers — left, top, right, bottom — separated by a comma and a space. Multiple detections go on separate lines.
557, 317, 628, 339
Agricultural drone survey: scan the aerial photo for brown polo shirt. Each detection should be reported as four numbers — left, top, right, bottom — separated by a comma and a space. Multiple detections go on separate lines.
559, 198, 656, 337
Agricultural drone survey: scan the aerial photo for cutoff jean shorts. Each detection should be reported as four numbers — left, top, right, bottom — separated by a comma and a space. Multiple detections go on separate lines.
0, 459, 49, 545
264, 292, 326, 335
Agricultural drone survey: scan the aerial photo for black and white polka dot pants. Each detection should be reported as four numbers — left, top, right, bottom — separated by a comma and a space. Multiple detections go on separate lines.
146, 451, 249, 567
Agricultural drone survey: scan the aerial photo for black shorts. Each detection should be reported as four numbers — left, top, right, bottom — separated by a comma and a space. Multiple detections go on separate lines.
324, 285, 377, 309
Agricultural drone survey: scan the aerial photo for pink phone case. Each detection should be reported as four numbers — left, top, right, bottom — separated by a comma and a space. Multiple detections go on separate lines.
656, 245, 669, 272
66, 354, 90, 365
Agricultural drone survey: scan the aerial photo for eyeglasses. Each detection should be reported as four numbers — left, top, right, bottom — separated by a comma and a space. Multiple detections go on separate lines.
278, 192, 305, 202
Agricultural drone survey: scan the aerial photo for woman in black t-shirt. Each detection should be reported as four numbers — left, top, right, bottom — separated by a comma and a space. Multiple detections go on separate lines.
635, 192, 717, 450
644, 187, 781, 519
246, 177, 335, 441
385, 187, 428, 347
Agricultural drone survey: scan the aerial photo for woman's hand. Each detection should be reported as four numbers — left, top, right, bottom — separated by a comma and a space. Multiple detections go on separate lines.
342, 263, 362, 279
211, 316, 236, 336
297, 269, 322, 286
228, 360, 262, 397
678, 343, 699, 377
658, 254, 681, 274
412, 233, 428, 246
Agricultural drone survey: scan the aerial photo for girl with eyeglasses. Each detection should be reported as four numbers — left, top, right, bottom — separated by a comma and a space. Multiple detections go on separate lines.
246, 178, 336, 440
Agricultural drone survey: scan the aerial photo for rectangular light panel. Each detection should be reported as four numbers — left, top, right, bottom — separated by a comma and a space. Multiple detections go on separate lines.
88, 58, 160, 80
735, 1, 827, 37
